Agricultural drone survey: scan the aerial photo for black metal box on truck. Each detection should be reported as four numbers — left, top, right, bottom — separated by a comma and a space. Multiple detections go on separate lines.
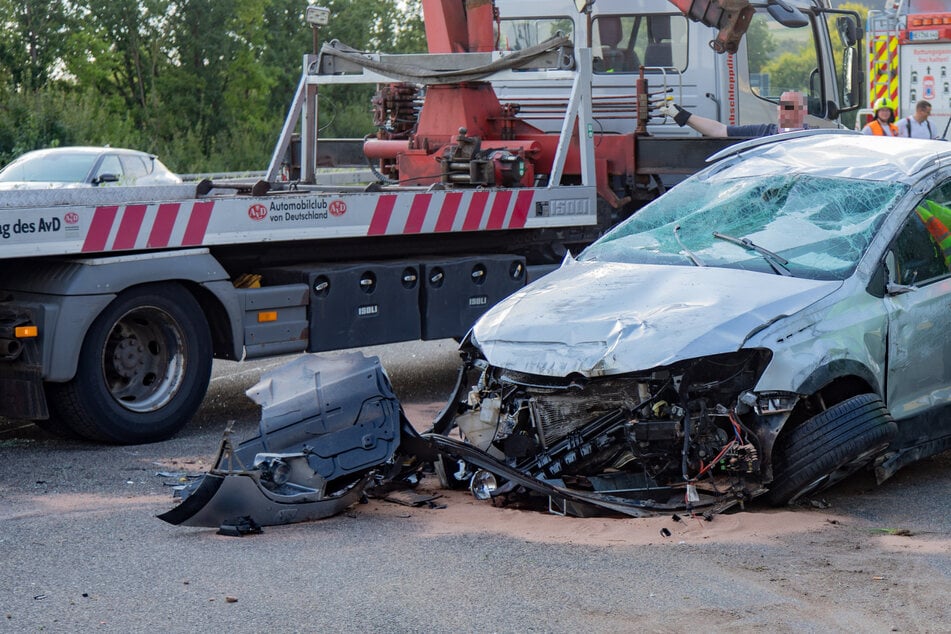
260, 262, 421, 351
420, 254, 526, 340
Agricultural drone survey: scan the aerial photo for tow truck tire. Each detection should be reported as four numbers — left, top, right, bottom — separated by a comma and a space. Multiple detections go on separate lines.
46, 283, 212, 444
768, 394, 896, 505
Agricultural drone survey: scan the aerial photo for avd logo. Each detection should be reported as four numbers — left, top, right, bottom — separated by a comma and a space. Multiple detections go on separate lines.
248, 204, 268, 221
329, 200, 347, 217
64, 212, 79, 225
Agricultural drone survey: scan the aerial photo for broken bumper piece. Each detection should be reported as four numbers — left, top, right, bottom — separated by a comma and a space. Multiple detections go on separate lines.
156, 438, 372, 527
159, 351, 402, 529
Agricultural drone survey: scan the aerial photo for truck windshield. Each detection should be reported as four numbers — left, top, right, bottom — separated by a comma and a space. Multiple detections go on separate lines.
580, 174, 907, 280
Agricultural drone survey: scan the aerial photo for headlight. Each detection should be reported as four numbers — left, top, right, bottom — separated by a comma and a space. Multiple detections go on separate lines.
469, 469, 498, 500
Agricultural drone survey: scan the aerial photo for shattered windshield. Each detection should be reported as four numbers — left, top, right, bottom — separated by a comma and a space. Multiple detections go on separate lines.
581, 173, 907, 280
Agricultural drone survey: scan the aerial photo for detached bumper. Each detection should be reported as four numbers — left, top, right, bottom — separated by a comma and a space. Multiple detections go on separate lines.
159, 351, 403, 529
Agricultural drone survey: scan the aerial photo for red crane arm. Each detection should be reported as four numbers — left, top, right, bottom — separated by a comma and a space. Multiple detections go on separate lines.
666, 0, 755, 53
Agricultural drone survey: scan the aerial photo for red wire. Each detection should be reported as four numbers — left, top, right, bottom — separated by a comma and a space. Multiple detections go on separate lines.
694, 440, 736, 479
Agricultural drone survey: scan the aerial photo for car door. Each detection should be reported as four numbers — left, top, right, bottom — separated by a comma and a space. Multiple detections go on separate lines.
883, 179, 951, 421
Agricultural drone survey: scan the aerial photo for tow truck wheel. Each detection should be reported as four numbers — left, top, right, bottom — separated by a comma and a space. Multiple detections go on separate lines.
46, 283, 212, 444
768, 393, 897, 505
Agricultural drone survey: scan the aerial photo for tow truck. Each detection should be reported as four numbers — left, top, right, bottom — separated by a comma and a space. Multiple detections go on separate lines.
0, 0, 863, 444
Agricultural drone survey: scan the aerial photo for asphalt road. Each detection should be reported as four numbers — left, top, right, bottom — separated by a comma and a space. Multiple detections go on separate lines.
1, 340, 949, 632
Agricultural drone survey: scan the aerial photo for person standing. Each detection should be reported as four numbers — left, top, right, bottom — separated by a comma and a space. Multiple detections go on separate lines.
862, 98, 899, 136
658, 91, 808, 138
898, 100, 937, 139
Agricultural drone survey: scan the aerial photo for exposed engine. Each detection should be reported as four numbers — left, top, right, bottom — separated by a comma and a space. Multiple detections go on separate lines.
443, 348, 771, 511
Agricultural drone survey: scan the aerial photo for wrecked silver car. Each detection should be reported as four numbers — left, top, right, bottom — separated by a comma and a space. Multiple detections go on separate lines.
163, 131, 951, 527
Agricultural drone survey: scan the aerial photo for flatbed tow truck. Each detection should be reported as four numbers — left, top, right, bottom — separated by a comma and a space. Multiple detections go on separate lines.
0, 0, 863, 444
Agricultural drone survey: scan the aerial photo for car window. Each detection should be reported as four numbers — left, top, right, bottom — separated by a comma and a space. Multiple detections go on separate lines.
590, 14, 687, 74
580, 173, 907, 280
95, 154, 123, 179
891, 193, 951, 286
496, 17, 573, 52
0, 152, 98, 183
746, 10, 822, 116
120, 155, 150, 178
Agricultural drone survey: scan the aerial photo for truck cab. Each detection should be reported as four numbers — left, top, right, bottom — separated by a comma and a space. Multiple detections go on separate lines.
491, 0, 863, 137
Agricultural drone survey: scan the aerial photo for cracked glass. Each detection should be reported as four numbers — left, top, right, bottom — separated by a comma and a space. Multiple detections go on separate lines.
581, 173, 908, 280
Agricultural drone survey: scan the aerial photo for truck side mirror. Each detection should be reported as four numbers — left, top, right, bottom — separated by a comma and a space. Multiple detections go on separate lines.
767, 2, 808, 28
841, 46, 862, 110
836, 16, 858, 47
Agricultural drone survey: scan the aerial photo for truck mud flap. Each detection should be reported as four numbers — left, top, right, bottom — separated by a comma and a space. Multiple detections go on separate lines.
0, 365, 48, 420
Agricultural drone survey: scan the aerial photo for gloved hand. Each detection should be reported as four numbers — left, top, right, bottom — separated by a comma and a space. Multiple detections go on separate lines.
657, 101, 691, 127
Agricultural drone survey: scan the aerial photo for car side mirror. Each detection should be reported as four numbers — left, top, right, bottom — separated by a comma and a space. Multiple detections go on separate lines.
93, 173, 120, 186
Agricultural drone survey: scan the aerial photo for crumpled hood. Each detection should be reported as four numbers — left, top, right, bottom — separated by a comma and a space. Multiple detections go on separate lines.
471, 259, 840, 377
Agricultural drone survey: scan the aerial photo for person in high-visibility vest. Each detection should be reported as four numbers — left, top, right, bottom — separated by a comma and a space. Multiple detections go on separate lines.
915, 199, 951, 269
862, 98, 899, 136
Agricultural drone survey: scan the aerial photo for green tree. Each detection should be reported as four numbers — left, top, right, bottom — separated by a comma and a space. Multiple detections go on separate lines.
67, 1, 167, 112
745, 14, 776, 74
0, 0, 76, 91
313, 0, 427, 138
761, 49, 817, 94
0, 0, 428, 171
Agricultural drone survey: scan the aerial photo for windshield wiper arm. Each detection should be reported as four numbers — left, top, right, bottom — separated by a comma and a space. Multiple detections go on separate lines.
712, 231, 791, 276
674, 225, 705, 267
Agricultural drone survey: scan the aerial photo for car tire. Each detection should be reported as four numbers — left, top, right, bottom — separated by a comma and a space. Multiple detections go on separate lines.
46, 283, 212, 444
768, 393, 896, 505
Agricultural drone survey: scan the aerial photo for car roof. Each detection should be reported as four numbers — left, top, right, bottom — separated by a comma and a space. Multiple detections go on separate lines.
19, 146, 156, 159
707, 130, 951, 184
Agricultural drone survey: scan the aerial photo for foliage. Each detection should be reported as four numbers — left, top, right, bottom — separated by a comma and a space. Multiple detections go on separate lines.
744, 16, 776, 74
0, 0, 425, 172
761, 50, 817, 95
0, 0, 77, 91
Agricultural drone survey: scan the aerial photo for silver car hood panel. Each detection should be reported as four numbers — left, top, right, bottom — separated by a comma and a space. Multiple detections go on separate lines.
472, 260, 840, 377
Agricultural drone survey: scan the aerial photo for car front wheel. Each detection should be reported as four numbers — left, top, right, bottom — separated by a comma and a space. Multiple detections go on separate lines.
768, 393, 897, 505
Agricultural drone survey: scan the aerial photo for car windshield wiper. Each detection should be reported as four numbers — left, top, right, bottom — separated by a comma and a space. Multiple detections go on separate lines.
712, 231, 791, 276
674, 224, 705, 267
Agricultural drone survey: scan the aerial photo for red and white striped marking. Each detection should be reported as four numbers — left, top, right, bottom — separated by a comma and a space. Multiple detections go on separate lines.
82, 201, 215, 252
76, 189, 538, 253
367, 190, 535, 236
